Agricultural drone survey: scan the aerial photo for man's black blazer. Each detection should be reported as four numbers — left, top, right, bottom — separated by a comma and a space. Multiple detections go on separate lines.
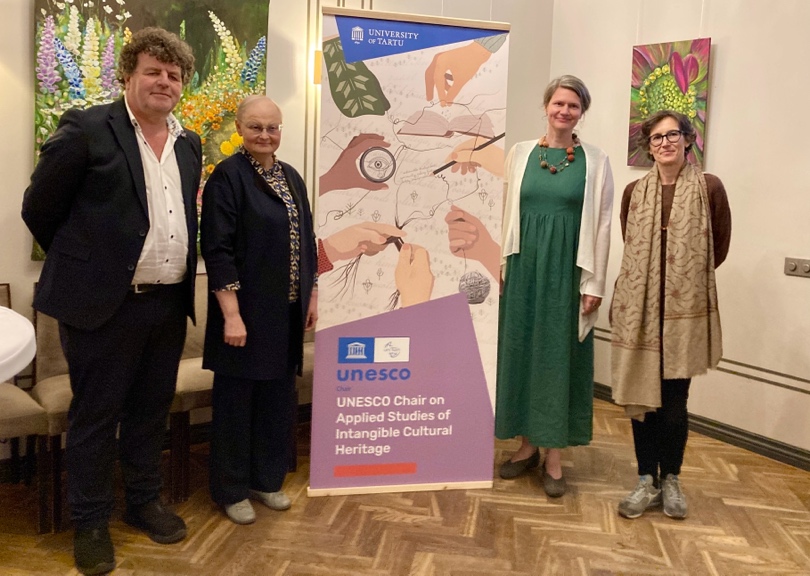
22, 98, 202, 330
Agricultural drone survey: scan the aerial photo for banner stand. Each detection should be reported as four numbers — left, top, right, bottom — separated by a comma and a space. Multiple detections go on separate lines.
311, 8, 510, 497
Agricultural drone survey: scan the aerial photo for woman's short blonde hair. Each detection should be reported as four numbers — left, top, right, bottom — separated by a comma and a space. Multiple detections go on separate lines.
543, 75, 592, 113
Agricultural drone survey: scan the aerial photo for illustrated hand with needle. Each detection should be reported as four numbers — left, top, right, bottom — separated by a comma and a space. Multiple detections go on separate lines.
424, 42, 492, 107
445, 137, 504, 177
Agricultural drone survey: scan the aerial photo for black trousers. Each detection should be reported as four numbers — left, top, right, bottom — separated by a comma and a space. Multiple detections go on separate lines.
208, 369, 296, 505
631, 378, 691, 481
60, 284, 187, 529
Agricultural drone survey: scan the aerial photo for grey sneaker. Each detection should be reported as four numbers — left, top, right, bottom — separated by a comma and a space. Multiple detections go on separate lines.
661, 474, 688, 519
224, 499, 256, 525
249, 489, 291, 511
618, 475, 662, 519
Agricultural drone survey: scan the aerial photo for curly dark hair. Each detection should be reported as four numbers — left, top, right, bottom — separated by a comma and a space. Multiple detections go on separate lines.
638, 110, 697, 162
117, 27, 195, 86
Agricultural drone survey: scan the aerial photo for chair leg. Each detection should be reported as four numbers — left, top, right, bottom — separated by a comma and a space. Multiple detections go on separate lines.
37, 436, 50, 534
10, 437, 21, 484
169, 412, 190, 503
49, 435, 63, 533
24, 436, 37, 485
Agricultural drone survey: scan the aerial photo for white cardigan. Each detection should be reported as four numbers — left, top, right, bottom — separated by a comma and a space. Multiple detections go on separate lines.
501, 139, 614, 341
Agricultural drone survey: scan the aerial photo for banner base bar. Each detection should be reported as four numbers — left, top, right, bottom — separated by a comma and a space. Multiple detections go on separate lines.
307, 480, 493, 497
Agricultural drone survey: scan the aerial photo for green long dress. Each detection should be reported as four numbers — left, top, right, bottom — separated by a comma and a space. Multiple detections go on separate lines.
495, 143, 594, 448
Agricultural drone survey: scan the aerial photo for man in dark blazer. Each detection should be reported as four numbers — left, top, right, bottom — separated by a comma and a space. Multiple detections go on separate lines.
22, 28, 201, 576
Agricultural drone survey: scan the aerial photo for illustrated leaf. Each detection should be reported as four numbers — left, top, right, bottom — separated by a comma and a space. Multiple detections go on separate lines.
322, 37, 391, 118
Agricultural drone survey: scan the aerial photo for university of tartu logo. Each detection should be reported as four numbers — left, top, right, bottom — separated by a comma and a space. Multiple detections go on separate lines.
351, 26, 364, 44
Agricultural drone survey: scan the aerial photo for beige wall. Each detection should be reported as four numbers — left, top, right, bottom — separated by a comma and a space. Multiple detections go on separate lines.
548, 0, 810, 450
1, 0, 552, 314
266, 0, 554, 195
0, 0, 39, 318
3, 0, 807, 453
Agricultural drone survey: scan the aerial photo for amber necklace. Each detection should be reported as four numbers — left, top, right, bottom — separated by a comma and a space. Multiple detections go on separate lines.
539, 133, 579, 174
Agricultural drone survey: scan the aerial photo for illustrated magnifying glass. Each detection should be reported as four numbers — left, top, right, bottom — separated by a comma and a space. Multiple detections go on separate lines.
359, 146, 396, 183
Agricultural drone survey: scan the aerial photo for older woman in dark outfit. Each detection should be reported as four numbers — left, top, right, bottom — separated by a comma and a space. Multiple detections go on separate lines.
200, 95, 317, 525
611, 110, 731, 520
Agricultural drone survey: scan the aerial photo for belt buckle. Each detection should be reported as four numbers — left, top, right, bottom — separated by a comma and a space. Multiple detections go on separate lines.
132, 284, 148, 294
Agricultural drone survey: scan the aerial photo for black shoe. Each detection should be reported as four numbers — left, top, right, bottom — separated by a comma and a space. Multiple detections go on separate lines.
74, 526, 116, 575
541, 468, 567, 498
499, 449, 540, 479
124, 499, 187, 544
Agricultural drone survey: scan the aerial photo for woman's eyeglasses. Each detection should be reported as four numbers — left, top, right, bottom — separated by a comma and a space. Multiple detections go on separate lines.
245, 124, 282, 135
649, 130, 683, 147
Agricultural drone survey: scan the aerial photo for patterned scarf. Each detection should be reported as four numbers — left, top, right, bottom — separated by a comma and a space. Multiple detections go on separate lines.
611, 162, 722, 419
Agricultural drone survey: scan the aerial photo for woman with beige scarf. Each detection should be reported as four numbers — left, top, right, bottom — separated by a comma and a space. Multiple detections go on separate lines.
611, 110, 731, 520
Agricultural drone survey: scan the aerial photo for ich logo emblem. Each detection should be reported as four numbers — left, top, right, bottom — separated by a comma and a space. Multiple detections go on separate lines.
338, 337, 410, 363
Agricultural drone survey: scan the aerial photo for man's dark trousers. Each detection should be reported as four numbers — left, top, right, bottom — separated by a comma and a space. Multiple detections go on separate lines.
60, 283, 187, 529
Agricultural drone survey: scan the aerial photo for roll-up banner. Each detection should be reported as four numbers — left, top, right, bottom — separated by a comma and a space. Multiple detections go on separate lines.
310, 7, 510, 496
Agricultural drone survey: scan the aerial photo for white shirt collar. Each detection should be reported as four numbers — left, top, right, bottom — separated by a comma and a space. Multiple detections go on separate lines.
123, 95, 186, 139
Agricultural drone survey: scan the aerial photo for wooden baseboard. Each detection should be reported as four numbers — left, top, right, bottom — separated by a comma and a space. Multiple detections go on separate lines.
594, 382, 810, 472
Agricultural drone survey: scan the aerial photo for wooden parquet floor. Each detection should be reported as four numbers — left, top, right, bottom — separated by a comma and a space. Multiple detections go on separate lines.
0, 399, 808, 575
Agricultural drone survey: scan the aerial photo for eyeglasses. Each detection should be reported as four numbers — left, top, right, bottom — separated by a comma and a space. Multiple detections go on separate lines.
649, 130, 683, 147
245, 124, 282, 135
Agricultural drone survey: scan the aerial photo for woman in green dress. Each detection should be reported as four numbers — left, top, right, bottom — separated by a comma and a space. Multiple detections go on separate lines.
496, 75, 614, 496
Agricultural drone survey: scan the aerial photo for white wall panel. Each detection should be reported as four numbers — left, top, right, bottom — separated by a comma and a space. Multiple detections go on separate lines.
553, 0, 810, 451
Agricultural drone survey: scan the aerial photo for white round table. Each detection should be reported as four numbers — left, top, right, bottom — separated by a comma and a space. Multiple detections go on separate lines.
0, 307, 36, 383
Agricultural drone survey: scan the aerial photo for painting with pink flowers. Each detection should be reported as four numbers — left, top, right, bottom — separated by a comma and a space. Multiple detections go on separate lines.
628, 37, 711, 167
32, 0, 268, 259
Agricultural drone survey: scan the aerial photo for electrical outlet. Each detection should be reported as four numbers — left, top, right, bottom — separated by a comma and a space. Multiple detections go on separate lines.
784, 257, 810, 278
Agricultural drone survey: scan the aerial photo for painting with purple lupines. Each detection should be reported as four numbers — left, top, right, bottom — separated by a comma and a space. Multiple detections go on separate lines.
32, 0, 268, 259
628, 38, 711, 167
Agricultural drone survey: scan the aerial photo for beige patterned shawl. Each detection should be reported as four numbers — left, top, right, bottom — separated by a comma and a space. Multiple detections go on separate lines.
611, 162, 722, 419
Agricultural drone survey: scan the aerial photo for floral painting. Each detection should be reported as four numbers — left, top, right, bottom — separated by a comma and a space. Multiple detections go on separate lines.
628, 37, 711, 167
32, 0, 269, 259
